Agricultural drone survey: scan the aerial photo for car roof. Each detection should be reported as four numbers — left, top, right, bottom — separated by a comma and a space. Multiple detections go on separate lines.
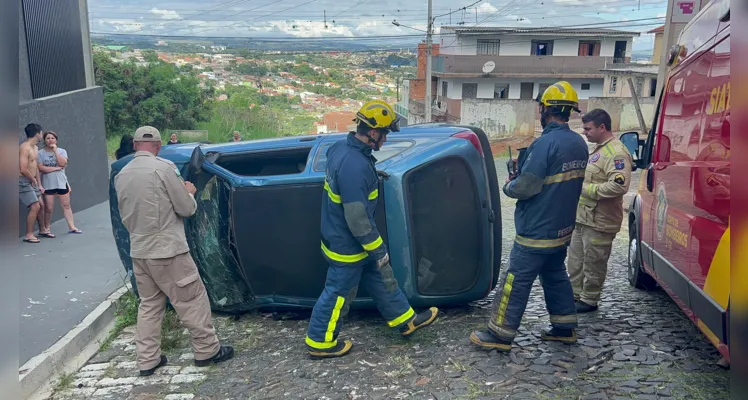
157, 124, 468, 157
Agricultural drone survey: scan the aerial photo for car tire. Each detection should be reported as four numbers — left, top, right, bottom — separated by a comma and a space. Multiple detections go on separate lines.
627, 219, 658, 290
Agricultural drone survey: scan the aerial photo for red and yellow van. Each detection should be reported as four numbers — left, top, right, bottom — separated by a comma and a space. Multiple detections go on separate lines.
621, 0, 731, 362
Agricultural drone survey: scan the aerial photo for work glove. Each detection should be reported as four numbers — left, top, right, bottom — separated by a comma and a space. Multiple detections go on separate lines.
377, 170, 390, 180
376, 253, 390, 269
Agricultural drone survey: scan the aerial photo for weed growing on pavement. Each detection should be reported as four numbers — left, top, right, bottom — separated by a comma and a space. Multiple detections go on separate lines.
161, 309, 187, 352
54, 372, 75, 392
99, 288, 139, 351
385, 355, 414, 378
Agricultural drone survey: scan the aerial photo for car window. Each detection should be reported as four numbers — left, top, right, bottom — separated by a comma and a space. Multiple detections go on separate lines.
312, 140, 415, 172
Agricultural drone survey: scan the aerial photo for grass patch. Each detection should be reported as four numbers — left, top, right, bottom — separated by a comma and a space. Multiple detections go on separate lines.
54, 372, 75, 392
384, 355, 415, 379
161, 308, 188, 352
99, 289, 139, 351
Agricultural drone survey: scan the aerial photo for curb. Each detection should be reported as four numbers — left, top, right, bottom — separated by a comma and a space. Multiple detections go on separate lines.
19, 285, 131, 400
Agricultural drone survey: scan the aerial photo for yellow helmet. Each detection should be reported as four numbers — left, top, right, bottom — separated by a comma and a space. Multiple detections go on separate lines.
355, 100, 400, 132
537, 81, 580, 113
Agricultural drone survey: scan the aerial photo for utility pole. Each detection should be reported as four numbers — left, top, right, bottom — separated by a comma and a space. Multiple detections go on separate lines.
425, 0, 433, 122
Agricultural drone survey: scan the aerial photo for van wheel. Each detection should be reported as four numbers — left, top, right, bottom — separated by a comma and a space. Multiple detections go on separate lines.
628, 221, 658, 290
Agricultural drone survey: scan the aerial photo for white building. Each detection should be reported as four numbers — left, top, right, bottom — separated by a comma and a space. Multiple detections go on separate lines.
421, 26, 640, 119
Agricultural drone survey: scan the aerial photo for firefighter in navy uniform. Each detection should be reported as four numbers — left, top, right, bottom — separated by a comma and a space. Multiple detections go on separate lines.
470, 81, 590, 351
305, 100, 439, 359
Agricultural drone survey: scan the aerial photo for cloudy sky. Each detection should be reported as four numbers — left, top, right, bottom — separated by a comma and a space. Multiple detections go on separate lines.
88, 0, 667, 51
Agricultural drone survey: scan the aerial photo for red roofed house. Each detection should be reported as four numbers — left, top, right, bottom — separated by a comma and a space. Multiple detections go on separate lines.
321, 111, 357, 134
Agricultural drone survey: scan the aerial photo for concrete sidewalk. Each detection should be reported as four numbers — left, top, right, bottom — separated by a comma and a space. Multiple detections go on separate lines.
19, 201, 126, 367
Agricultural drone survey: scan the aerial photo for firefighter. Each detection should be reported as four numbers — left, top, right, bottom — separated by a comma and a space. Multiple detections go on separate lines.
470, 81, 589, 351
305, 100, 438, 359
568, 109, 633, 313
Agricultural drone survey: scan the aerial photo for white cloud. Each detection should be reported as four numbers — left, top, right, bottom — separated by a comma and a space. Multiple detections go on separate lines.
150, 8, 180, 20
477, 3, 499, 14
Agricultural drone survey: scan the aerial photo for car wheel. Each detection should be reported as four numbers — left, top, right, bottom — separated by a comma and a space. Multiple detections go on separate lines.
628, 220, 658, 290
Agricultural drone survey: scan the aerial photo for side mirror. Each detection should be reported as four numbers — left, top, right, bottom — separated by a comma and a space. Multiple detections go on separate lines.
619, 131, 644, 170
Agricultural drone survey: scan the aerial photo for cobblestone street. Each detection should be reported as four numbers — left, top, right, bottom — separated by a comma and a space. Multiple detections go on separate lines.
51, 161, 729, 400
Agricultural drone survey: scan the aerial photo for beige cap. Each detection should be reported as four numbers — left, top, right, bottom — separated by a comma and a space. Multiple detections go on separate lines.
133, 126, 162, 142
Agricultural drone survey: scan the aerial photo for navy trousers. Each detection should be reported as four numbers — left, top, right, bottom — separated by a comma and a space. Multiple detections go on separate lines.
488, 242, 578, 340
305, 261, 415, 350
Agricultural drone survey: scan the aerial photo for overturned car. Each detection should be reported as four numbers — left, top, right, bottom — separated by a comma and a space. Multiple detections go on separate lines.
109, 124, 503, 313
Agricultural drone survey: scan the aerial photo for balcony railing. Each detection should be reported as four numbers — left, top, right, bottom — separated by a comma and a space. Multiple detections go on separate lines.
432, 55, 614, 75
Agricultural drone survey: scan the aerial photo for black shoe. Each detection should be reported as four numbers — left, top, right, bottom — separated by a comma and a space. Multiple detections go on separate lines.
469, 330, 512, 351
194, 346, 234, 367
139, 355, 167, 377
540, 327, 577, 344
576, 300, 599, 313
400, 307, 439, 336
307, 340, 353, 360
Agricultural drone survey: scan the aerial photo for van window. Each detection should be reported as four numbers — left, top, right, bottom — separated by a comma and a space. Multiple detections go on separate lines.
313, 140, 415, 172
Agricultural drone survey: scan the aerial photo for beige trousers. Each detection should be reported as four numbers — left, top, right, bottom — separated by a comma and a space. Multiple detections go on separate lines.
132, 252, 220, 370
567, 223, 617, 306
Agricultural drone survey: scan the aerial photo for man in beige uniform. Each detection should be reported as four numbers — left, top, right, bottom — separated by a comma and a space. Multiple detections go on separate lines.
568, 109, 633, 313
115, 126, 233, 376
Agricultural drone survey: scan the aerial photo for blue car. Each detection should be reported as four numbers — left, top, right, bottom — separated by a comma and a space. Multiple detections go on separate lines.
109, 124, 503, 313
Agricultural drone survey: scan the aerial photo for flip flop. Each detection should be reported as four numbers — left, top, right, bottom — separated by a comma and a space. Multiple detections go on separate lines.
23, 238, 40, 243
39, 232, 55, 238
69, 229, 83, 234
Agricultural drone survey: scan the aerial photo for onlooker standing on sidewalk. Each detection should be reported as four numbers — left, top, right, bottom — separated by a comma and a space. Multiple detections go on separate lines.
115, 126, 233, 376
115, 134, 135, 160
19, 123, 45, 243
567, 109, 633, 313
38, 131, 82, 235
167, 133, 181, 145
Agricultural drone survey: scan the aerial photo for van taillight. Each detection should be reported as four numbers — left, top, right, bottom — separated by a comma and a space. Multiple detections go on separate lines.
453, 131, 484, 158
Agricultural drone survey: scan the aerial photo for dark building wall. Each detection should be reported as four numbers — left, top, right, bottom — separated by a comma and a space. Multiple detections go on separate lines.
18, 0, 107, 236
18, 88, 109, 235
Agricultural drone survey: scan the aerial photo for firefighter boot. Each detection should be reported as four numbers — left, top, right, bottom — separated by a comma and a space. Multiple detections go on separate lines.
576, 300, 599, 313
469, 330, 512, 352
400, 307, 439, 337
540, 327, 577, 344
307, 340, 353, 360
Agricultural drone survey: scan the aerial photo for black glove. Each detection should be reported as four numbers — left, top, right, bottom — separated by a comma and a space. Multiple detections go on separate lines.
377, 170, 390, 180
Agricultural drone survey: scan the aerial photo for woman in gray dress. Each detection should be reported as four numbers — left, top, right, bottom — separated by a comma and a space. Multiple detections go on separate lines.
38, 131, 82, 235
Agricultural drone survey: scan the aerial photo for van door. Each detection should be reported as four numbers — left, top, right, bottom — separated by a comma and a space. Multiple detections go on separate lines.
648, 46, 713, 306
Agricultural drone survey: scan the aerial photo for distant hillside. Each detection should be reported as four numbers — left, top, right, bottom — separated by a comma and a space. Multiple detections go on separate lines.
91, 34, 418, 53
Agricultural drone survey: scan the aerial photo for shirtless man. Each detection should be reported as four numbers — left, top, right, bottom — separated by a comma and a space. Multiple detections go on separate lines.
19, 123, 45, 243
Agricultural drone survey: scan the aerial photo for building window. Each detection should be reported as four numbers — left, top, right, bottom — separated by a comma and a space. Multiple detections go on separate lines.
531, 40, 554, 56
650, 78, 657, 97
477, 39, 501, 55
609, 77, 618, 93
578, 41, 601, 56
494, 84, 509, 99
581, 83, 591, 90
462, 83, 478, 99
442, 81, 448, 97
537, 83, 550, 97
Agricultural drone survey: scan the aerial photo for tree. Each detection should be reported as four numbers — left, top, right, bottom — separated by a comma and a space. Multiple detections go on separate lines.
93, 51, 213, 139
142, 50, 159, 63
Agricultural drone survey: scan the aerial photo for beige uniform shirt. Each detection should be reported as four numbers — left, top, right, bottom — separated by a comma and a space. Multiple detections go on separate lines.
115, 151, 197, 259
576, 137, 633, 233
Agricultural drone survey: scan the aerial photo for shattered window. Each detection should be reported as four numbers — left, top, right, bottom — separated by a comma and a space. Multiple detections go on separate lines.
313, 140, 415, 172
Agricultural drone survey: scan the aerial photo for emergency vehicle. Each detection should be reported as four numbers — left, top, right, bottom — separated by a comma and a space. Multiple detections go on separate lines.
621, 0, 730, 362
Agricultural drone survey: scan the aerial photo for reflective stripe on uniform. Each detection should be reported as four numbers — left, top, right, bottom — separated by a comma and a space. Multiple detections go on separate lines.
578, 196, 595, 207
514, 234, 572, 248
495, 273, 515, 325
550, 314, 578, 324
587, 183, 598, 198
603, 144, 615, 157
321, 242, 368, 263
325, 296, 346, 342
544, 169, 586, 185
305, 335, 337, 349
368, 188, 378, 200
387, 307, 415, 327
324, 180, 341, 203
362, 236, 383, 251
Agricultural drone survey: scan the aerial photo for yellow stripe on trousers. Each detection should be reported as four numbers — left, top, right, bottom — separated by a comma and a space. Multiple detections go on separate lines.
325, 296, 346, 342
495, 273, 515, 325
